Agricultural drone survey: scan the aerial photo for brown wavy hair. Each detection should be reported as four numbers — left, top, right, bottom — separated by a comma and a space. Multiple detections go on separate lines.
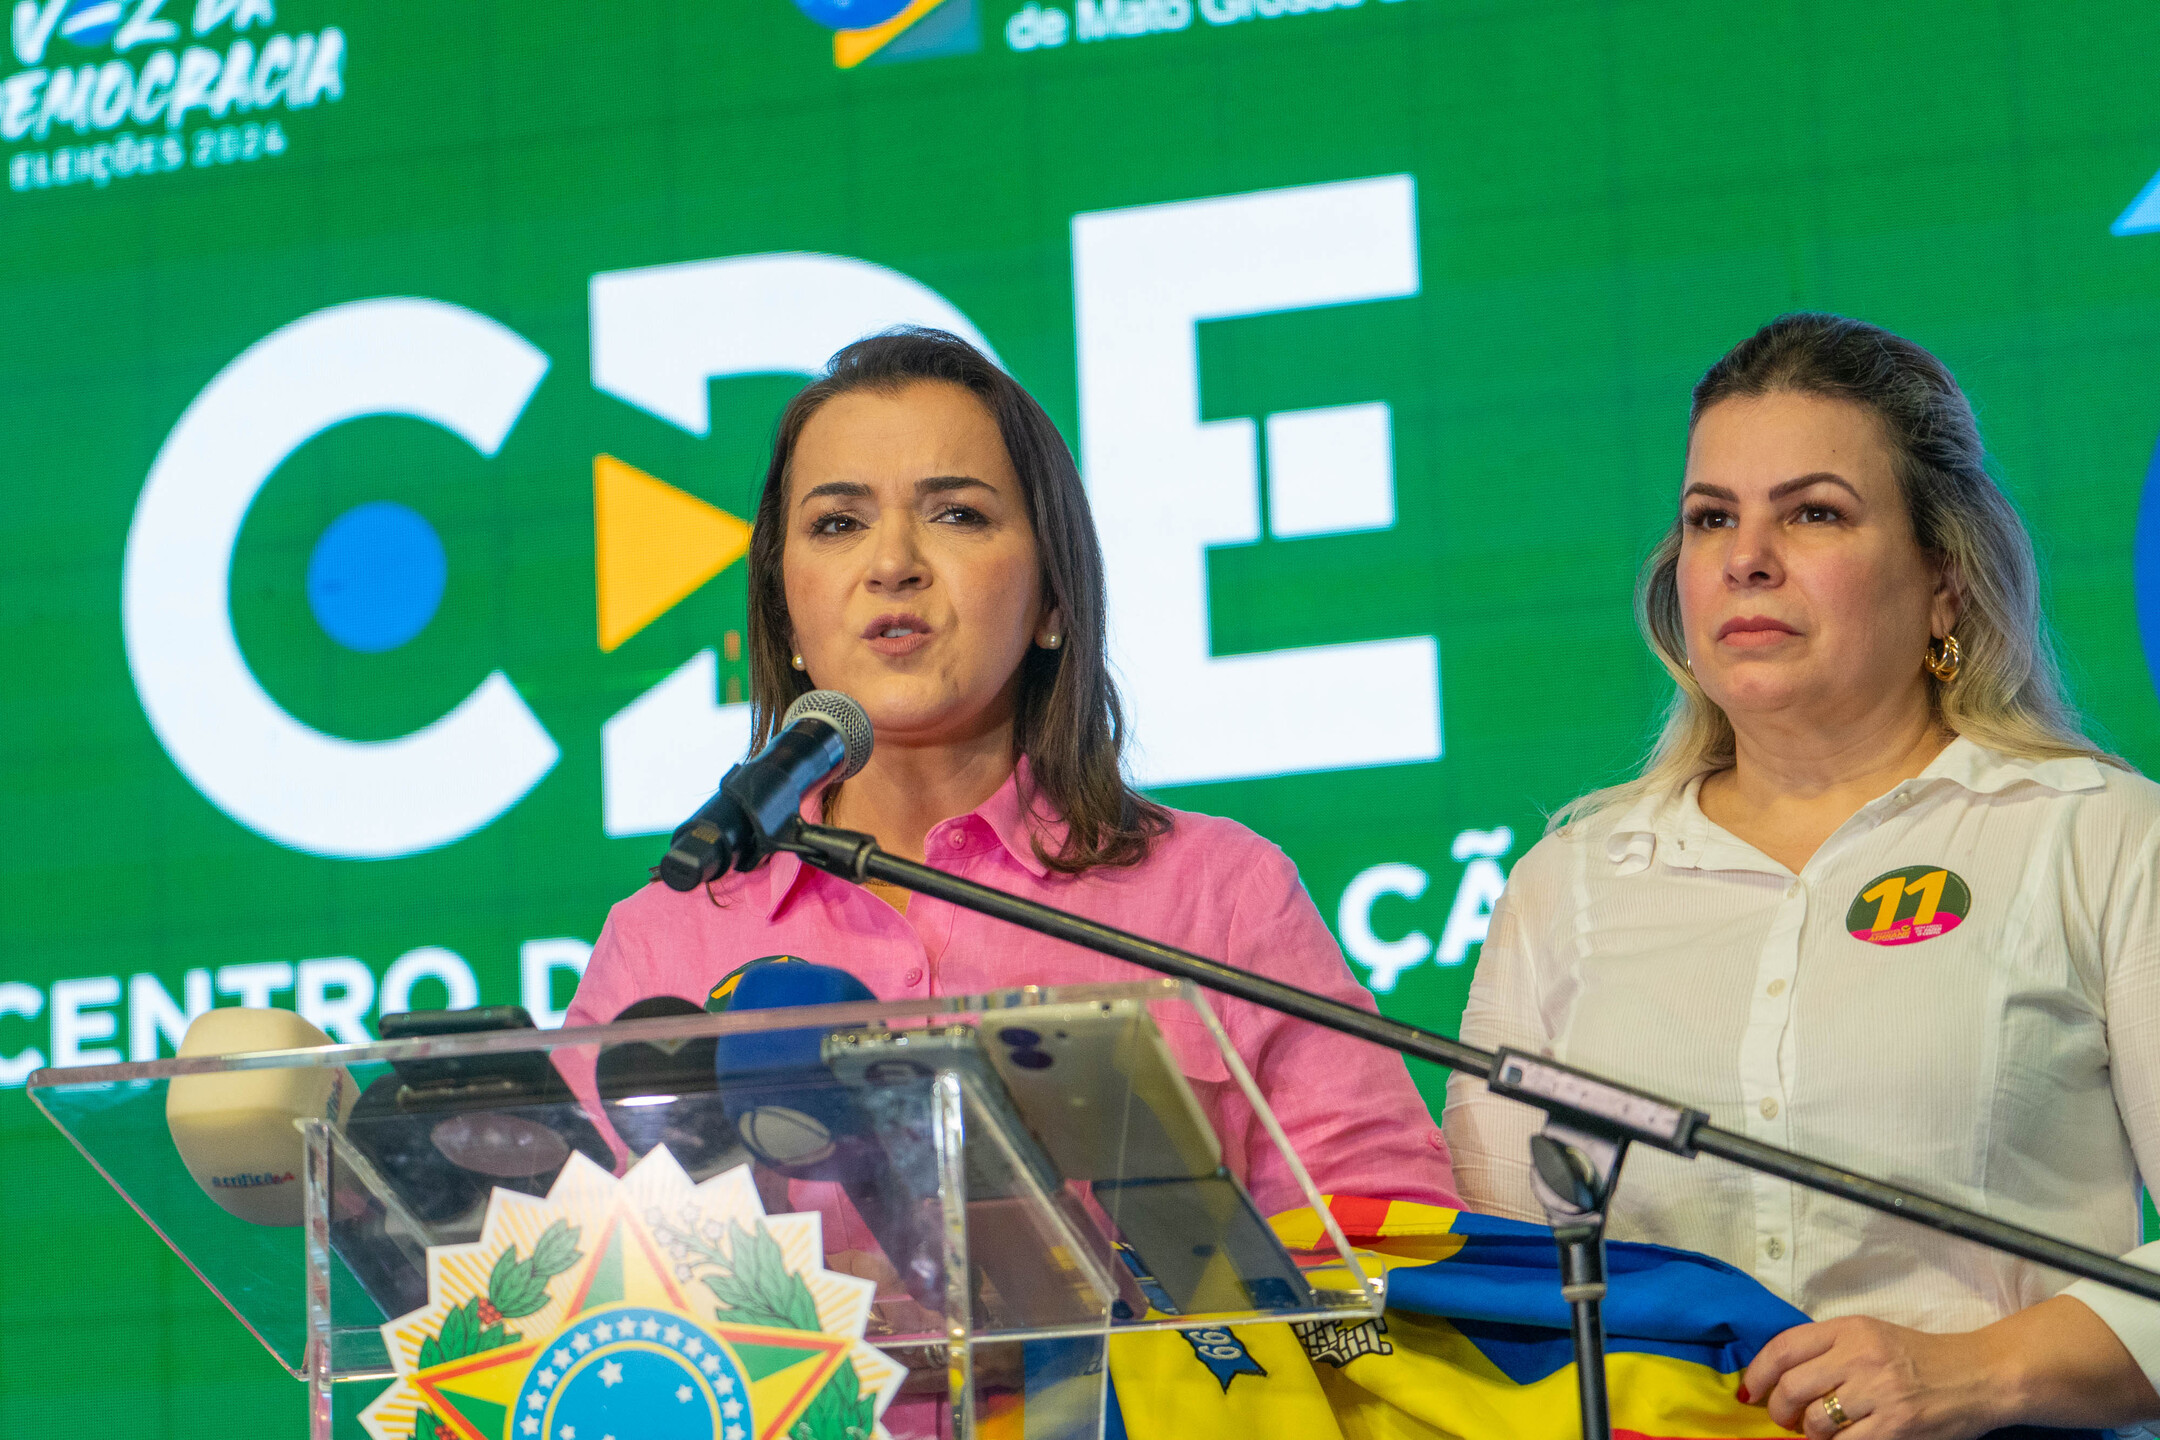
744, 327, 1169, 872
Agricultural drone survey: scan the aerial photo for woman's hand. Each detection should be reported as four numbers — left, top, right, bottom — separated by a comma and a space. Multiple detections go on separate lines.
1741, 1297, 2160, 1439
1740, 1316, 2005, 1439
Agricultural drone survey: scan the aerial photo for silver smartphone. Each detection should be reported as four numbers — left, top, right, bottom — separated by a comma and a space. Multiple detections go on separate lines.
821, 1023, 1064, 1200
821, 1024, 1140, 1326
1092, 1172, 1316, 1315
978, 999, 1223, 1182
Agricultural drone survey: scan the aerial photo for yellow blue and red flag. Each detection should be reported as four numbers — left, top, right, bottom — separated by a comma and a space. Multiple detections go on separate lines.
1090, 1196, 1809, 1440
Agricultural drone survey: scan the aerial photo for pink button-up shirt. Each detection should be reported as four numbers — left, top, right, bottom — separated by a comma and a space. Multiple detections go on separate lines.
565, 764, 1456, 1219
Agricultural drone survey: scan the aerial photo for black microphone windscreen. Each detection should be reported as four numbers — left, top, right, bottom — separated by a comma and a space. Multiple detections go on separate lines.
597, 996, 714, 1097
596, 995, 739, 1170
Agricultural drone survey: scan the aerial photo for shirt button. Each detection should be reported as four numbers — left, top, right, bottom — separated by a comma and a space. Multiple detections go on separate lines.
1767, 979, 1786, 998
903, 967, 923, 985
1765, 1237, 1785, 1260
947, 830, 967, 849
1759, 1097, 1780, 1119
1785, 882, 1801, 899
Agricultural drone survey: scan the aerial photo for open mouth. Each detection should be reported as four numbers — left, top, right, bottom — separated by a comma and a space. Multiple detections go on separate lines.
863, 614, 932, 655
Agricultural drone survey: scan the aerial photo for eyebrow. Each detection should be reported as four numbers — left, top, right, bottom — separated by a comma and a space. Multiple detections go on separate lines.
918, 475, 995, 496
1682, 472, 1863, 504
796, 475, 996, 508
798, 481, 872, 506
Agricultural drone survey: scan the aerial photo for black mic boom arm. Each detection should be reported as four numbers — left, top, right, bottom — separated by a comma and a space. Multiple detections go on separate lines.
775, 816, 2160, 1306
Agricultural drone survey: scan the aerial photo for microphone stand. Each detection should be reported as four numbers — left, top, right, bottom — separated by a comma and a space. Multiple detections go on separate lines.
773, 817, 2160, 1440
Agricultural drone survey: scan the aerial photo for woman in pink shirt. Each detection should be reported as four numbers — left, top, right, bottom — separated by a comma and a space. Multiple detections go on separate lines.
565, 327, 1455, 1219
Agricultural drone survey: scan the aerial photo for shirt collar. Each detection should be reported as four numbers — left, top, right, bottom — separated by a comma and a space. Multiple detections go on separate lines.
1919, 735, 2106, 797
758, 756, 1064, 919
1601, 736, 2107, 876
973, 756, 1068, 881
1601, 783, 1698, 876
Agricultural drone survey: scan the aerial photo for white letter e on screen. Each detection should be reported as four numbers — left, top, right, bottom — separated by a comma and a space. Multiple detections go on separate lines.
1074, 175, 1440, 787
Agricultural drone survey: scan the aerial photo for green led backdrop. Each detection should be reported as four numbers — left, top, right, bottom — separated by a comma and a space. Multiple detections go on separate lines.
8, 0, 2160, 1429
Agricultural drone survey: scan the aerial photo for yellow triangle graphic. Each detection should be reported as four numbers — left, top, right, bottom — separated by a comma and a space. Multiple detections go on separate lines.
594, 454, 753, 652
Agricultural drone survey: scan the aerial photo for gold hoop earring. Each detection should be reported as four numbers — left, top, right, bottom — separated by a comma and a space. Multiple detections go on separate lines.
1924, 633, 1961, 684
790, 653, 806, 671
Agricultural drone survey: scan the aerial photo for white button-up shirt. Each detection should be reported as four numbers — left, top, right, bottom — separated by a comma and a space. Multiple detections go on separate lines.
1443, 738, 2160, 1386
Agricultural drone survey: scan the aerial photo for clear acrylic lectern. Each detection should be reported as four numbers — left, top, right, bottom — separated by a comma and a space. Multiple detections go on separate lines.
27, 979, 1379, 1440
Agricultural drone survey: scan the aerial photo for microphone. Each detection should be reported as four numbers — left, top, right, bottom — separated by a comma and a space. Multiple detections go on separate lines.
659, 690, 874, 892
710, 958, 878, 1173
166, 1007, 357, 1227
342, 1007, 612, 1224
708, 959, 1119, 1319
709, 958, 947, 1303
595, 996, 743, 1178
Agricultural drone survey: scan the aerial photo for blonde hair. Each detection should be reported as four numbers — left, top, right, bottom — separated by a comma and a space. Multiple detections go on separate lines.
1564, 313, 2116, 826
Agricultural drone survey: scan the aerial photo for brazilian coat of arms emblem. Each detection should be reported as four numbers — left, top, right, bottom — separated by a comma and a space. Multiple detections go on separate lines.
359, 1148, 903, 1440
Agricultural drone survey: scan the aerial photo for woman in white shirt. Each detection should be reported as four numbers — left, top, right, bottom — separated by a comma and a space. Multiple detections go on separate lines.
1444, 312, 2160, 1439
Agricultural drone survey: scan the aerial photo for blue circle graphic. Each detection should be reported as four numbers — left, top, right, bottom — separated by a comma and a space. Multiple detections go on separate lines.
305, 501, 447, 653
513, 1305, 750, 1440
790, 0, 913, 29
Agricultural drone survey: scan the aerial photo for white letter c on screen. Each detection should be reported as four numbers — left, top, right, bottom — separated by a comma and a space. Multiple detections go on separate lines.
121, 298, 559, 859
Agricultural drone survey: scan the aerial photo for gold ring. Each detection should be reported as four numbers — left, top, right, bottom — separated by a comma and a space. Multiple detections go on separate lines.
1822, 1393, 1851, 1430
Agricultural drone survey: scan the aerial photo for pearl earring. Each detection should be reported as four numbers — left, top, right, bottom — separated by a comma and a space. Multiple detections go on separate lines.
1043, 633, 1062, 650
790, 653, 805, 671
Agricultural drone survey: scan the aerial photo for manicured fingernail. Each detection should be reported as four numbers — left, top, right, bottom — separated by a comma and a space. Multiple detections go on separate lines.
1736, 1386, 1751, 1403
